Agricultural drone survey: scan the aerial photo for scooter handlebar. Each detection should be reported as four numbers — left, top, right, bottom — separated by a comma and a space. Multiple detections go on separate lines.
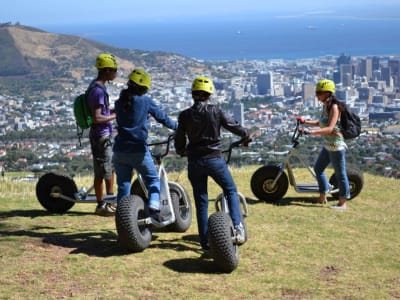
147, 133, 175, 159
222, 137, 252, 164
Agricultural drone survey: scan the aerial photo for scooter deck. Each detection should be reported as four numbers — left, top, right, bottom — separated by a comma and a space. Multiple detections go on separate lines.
294, 183, 320, 193
73, 194, 117, 203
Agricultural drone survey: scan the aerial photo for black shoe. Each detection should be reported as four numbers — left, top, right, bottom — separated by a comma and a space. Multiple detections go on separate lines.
149, 209, 163, 222
200, 248, 213, 259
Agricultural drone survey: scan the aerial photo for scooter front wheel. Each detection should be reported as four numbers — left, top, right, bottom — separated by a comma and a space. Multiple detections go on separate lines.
250, 165, 289, 202
115, 195, 152, 252
208, 211, 239, 273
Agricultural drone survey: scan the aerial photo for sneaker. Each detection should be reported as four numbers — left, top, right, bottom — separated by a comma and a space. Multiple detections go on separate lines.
107, 202, 117, 212
200, 248, 213, 259
330, 204, 347, 211
95, 203, 115, 217
234, 223, 246, 245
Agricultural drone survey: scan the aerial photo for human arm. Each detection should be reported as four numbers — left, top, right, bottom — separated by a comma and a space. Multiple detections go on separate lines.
297, 116, 319, 126
220, 109, 249, 139
174, 114, 187, 157
149, 98, 177, 130
92, 106, 116, 124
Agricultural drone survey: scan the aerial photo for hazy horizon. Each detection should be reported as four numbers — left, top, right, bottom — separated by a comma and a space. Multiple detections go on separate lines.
2, 0, 400, 26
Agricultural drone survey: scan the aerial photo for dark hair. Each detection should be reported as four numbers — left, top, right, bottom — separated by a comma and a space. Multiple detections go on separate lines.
327, 95, 346, 114
192, 90, 210, 102
119, 81, 148, 112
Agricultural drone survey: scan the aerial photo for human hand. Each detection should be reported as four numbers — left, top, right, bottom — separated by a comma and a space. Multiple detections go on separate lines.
242, 137, 252, 147
296, 116, 305, 124
299, 128, 310, 135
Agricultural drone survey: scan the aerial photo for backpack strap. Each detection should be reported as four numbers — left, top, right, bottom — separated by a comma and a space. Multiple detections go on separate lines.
87, 82, 109, 108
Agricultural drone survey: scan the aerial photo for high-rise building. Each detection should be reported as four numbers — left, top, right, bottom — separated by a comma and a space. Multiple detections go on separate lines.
358, 87, 373, 103
333, 70, 341, 84
233, 102, 244, 125
388, 60, 399, 77
360, 58, 373, 80
257, 72, 273, 95
388, 59, 400, 87
381, 66, 392, 87
372, 56, 380, 71
302, 82, 316, 107
337, 53, 351, 67
340, 64, 353, 86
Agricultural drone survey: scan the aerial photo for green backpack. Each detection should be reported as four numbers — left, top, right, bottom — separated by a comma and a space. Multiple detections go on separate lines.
73, 83, 107, 145
73, 92, 93, 130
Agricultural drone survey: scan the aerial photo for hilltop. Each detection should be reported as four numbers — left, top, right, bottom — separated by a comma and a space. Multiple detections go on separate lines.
0, 169, 399, 299
0, 23, 207, 97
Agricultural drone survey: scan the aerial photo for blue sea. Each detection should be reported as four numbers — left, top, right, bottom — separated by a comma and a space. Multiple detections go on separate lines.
43, 17, 400, 61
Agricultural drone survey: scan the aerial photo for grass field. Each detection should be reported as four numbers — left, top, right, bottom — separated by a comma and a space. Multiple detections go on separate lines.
0, 167, 399, 299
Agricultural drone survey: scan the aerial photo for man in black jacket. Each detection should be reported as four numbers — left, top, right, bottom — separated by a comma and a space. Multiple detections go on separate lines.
174, 76, 250, 255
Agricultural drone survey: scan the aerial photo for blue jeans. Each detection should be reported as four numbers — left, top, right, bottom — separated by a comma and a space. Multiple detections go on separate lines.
112, 151, 160, 210
314, 147, 350, 199
188, 156, 242, 249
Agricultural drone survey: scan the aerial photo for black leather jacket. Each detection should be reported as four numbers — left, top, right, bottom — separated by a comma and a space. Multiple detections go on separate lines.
174, 101, 249, 160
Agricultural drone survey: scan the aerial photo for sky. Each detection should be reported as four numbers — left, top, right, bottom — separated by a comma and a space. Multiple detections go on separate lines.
2, 0, 400, 26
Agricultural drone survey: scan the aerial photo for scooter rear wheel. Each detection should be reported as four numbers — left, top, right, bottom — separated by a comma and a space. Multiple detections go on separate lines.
115, 195, 152, 252
36, 172, 77, 213
329, 168, 364, 200
208, 211, 239, 273
166, 182, 192, 232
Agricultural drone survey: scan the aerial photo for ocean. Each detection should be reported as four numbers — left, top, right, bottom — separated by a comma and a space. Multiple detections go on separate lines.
43, 17, 400, 61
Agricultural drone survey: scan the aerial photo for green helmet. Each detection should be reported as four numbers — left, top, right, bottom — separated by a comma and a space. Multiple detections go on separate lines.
192, 76, 214, 94
128, 68, 151, 89
95, 53, 118, 70
316, 79, 335, 94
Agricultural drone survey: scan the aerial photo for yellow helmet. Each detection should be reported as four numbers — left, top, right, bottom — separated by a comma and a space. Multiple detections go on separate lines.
316, 79, 335, 94
192, 76, 214, 94
95, 53, 118, 70
128, 68, 151, 89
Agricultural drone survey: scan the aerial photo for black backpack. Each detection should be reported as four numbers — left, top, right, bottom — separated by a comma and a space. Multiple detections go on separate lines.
340, 104, 361, 140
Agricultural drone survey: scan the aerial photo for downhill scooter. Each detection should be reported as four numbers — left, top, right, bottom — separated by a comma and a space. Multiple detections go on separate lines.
207, 137, 249, 273
36, 172, 117, 214
115, 133, 192, 252
35, 134, 192, 240
250, 119, 364, 203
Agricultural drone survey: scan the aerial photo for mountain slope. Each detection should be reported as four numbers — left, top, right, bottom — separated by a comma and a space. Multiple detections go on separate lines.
0, 24, 206, 97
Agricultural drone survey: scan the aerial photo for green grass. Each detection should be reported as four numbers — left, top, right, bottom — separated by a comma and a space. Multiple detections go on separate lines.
0, 167, 399, 299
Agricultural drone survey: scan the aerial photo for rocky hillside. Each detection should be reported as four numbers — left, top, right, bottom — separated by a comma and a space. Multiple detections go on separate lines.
0, 24, 206, 97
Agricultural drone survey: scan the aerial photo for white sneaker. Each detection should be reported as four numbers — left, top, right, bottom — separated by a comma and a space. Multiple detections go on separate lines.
330, 204, 347, 211
234, 223, 246, 245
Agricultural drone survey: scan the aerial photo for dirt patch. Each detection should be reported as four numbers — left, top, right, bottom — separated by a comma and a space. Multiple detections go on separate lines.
318, 265, 341, 284
281, 288, 310, 299
388, 278, 400, 299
